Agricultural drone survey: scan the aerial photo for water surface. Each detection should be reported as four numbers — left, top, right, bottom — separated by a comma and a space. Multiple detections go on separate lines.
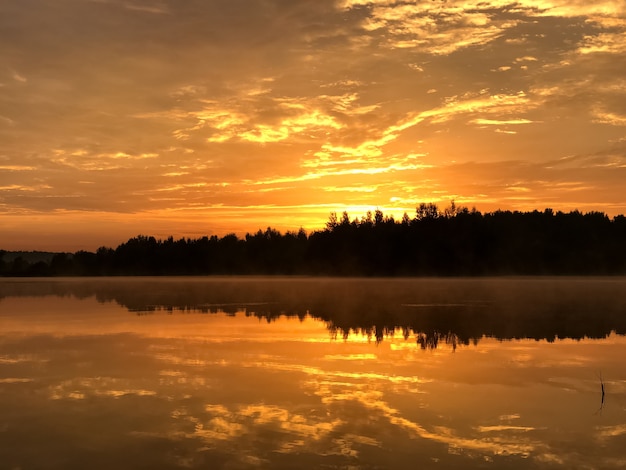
1, 277, 625, 469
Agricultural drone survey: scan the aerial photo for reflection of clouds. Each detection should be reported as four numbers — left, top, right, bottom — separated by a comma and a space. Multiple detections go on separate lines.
158, 369, 184, 377
511, 351, 592, 369
534, 453, 566, 465
158, 369, 209, 387
144, 339, 438, 461
596, 424, 626, 439
195, 416, 246, 442
169, 402, 349, 459
48, 377, 156, 400
308, 371, 540, 459
0, 354, 47, 364
605, 379, 626, 394
248, 360, 429, 385
154, 353, 216, 367
0, 378, 34, 384
240, 404, 341, 443
477, 425, 535, 432
323, 353, 377, 361
4, 293, 626, 468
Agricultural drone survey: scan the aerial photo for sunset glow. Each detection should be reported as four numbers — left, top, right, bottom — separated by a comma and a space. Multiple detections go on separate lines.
2, 0, 625, 250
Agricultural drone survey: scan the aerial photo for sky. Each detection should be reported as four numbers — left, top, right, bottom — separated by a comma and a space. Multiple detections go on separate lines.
1, 0, 626, 251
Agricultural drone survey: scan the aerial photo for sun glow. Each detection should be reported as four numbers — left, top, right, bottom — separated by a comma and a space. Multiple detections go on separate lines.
1, 0, 625, 250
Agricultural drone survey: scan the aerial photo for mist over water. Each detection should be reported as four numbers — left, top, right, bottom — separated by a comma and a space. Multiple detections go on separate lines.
1, 277, 625, 469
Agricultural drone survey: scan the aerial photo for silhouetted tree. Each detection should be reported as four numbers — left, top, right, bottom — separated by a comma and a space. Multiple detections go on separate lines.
2, 204, 626, 276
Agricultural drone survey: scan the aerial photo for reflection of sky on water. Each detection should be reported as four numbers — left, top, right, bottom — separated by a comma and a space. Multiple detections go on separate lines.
1, 282, 626, 469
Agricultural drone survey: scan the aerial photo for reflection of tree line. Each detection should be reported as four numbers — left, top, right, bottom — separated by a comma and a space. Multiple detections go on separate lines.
2, 204, 626, 276
2, 278, 625, 348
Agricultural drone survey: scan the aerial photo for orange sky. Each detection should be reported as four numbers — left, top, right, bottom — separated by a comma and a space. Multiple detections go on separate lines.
1, 0, 626, 251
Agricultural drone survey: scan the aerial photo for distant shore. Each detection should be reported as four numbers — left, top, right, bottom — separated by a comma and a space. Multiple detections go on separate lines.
2, 205, 626, 277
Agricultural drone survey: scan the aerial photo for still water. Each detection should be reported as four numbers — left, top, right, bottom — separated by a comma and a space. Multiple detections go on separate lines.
1, 277, 625, 469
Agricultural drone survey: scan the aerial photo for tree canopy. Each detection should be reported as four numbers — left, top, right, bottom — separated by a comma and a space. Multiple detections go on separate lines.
2, 203, 626, 276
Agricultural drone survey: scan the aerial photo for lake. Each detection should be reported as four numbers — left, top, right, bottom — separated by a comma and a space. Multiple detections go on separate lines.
1, 277, 625, 469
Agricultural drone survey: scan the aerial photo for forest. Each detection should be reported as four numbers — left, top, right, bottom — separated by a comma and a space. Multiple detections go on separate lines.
2, 203, 626, 276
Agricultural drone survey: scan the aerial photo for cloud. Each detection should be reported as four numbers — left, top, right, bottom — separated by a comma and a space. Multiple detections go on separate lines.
1, 0, 626, 248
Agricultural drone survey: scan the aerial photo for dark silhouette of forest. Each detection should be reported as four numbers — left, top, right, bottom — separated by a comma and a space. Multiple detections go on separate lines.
1, 277, 625, 348
2, 203, 626, 276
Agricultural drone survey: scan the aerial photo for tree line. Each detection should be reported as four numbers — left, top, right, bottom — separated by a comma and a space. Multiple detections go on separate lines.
2, 203, 626, 276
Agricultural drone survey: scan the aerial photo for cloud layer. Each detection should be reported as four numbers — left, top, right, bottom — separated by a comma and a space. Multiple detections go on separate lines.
1, 0, 625, 249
